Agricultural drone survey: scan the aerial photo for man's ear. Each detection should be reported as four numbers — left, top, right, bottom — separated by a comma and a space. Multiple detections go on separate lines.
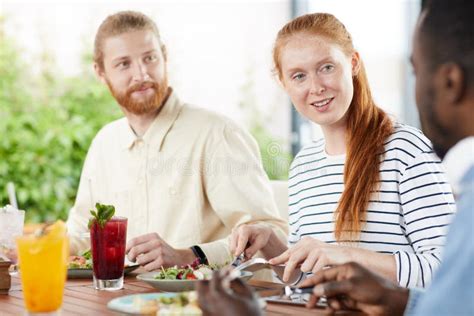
161, 45, 167, 62
94, 63, 108, 85
434, 62, 465, 105
351, 51, 361, 76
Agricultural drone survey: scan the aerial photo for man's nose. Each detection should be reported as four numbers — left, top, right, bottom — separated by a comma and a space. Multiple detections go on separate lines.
131, 61, 150, 82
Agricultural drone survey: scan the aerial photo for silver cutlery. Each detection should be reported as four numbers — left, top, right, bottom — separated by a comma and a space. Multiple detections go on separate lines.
283, 286, 327, 306
230, 251, 246, 268
232, 257, 289, 274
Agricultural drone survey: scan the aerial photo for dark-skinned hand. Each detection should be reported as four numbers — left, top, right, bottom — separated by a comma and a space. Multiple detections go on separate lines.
299, 262, 409, 316
196, 270, 262, 316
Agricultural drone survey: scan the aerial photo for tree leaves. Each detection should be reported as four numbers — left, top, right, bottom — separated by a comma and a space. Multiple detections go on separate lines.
0, 16, 120, 223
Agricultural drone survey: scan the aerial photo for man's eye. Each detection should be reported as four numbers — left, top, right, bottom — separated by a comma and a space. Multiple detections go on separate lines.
321, 64, 334, 73
117, 61, 129, 68
145, 55, 157, 63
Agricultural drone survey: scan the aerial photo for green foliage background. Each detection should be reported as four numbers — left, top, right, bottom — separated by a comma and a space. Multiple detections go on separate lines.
0, 17, 290, 223
0, 17, 121, 222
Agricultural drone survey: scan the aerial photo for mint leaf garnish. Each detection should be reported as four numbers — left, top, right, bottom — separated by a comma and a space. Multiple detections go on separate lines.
88, 203, 115, 229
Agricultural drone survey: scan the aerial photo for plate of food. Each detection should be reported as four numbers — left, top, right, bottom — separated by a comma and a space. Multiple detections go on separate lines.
107, 291, 202, 315
136, 259, 253, 292
67, 249, 139, 279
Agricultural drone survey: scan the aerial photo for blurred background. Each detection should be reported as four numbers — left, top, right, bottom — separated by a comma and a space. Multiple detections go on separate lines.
0, 0, 421, 222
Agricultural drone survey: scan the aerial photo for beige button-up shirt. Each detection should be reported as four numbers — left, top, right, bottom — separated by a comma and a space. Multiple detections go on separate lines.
66, 91, 288, 265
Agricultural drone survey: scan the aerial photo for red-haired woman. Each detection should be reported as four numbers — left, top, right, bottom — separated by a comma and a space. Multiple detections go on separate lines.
231, 13, 455, 288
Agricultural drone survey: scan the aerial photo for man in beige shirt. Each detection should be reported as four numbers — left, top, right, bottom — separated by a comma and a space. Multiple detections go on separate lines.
66, 11, 288, 269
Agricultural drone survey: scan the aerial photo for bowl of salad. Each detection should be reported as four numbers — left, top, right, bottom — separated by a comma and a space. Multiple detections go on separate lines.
136, 259, 253, 292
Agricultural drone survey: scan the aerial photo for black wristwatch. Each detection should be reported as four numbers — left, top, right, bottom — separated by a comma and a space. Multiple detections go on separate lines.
190, 245, 208, 265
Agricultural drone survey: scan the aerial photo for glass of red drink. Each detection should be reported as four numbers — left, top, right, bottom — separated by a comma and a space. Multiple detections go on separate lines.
90, 216, 127, 291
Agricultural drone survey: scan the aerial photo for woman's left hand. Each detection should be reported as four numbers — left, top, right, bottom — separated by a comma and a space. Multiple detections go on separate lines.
269, 237, 353, 282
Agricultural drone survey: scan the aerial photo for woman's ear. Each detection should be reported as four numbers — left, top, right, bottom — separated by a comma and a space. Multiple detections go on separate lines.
351, 51, 361, 76
274, 73, 286, 90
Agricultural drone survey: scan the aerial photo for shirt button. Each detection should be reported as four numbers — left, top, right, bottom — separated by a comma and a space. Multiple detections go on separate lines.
169, 188, 177, 195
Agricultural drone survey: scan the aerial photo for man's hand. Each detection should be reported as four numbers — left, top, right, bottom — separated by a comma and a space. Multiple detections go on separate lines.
300, 262, 409, 316
126, 233, 196, 271
196, 270, 262, 316
269, 236, 353, 282
229, 224, 274, 259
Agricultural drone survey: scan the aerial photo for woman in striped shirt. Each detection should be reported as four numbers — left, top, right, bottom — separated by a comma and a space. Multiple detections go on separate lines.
230, 13, 456, 288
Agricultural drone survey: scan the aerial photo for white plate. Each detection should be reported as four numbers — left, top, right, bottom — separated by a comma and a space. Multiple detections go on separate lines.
136, 270, 253, 292
67, 264, 140, 279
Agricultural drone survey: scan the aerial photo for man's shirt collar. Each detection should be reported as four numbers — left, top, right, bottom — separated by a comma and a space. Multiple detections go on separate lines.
120, 90, 183, 151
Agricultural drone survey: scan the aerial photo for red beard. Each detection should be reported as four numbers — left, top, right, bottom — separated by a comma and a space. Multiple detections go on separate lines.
107, 78, 169, 115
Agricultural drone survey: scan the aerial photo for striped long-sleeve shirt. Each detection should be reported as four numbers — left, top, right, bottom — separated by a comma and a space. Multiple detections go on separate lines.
288, 124, 456, 288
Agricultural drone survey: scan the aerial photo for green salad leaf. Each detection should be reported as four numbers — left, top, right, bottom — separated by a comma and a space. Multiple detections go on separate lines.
154, 262, 218, 280
81, 249, 92, 260
159, 294, 190, 306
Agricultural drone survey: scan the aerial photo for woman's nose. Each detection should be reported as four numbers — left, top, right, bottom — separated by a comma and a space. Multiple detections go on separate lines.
309, 77, 326, 95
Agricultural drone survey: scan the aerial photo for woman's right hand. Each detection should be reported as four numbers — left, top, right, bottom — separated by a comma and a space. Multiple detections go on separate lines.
229, 223, 274, 259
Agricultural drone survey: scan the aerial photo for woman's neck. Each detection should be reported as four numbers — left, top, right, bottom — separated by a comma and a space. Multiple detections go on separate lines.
321, 123, 347, 156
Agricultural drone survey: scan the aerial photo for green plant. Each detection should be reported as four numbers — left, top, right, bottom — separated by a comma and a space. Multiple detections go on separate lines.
0, 18, 120, 222
238, 67, 292, 180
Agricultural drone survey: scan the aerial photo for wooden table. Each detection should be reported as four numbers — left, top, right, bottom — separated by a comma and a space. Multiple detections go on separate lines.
0, 272, 360, 315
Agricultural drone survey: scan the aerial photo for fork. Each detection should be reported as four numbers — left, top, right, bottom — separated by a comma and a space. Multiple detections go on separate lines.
230, 251, 246, 268
230, 241, 251, 268
284, 285, 314, 296
283, 286, 327, 306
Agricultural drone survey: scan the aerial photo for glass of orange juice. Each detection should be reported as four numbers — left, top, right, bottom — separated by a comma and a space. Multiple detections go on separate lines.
16, 220, 69, 315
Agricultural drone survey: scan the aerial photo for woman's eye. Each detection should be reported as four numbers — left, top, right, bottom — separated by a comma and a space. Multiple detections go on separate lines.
292, 73, 305, 81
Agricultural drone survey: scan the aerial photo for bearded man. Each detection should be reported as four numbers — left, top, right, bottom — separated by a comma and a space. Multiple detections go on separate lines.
66, 11, 287, 271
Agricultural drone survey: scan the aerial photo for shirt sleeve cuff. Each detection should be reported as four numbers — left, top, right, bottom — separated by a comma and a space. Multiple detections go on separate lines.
197, 238, 233, 265
395, 251, 420, 288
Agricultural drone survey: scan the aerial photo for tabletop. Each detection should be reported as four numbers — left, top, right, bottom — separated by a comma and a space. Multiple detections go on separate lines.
0, 271, 362, 315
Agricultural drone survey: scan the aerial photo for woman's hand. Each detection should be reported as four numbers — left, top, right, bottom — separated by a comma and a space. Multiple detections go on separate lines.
229, 223, 276, 259
269, 237, 353, 282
